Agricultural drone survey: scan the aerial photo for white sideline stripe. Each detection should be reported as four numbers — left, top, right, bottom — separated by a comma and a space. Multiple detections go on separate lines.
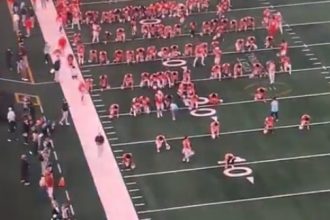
57, 164, 62, 174
113, 149, 124, 153
309, 58, 318, 60
135, 203, 145, 207
101, 121, 112, 124
81, 39, 330, 68
95, 66, 330, 92
114, 121, 330, 147
107, 131, 116, 135
129, 189, 140, 192
126, 182, 137, 185
109, 137, 119, 141
132, 196, 143, 199
138, 188, 330, 214
294, 41, 303, 44
82, 20, 330, 47
102, 90, 330, 119
305, 53, 315, 56
325, 76, 330, 79
93, 99, 103, 102
0, 77, 56, 85
91, 94, 100, 97
291, 36, 301, 39
314, 62, 322, 65
125, 152, 330, 178
34, 1, 138, 220
321, 71, 329, 74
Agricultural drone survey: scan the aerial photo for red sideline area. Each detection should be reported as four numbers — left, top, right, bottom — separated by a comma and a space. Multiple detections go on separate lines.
32, 1, 138, 219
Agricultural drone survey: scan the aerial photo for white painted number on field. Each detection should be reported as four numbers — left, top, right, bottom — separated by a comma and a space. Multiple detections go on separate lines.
190, 96, 217, 117
220, 157, 255, 184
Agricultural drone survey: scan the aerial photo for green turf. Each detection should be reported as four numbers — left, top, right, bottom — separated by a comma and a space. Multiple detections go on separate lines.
76, 0, 330, 219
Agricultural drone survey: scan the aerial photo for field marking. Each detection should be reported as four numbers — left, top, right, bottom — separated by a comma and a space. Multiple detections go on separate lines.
95, 65, 330, 93
81, 39, 330, 69
132, 196, 143, 199
138, 188, 330, 214
101, 90, 330, 118
0, 77, 56, 85
113, 120, 330, 147
82, 20, 330, 47
80, 0, 330, 12
125, 151, 330, 178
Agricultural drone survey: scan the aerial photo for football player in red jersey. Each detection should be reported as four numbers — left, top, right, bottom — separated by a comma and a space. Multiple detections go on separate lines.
182, 136, 195, 163
299, 114, 311, 130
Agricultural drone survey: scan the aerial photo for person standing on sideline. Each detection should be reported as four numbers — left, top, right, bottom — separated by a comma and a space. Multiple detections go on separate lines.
170, 102, 179, 121
20, 154, 30, 186
59, 99, 70, 126
5, 48, 14, 71
51, 57, 61, 82
12, 12, 20, 34
270, 97, 279, 121
44, 42, 51, 64
7, 107, 17, 142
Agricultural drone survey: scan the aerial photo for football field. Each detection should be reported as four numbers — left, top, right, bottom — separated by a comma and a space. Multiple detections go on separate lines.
1, 0, 328, 219
71, 0, 330, 219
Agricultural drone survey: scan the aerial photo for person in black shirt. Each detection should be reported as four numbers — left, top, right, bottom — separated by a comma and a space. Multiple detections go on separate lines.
20, 154, 30, 186
5, 48, 13, 71
95, 132, 105, 145
59, 99, 70, 126
22, 117, 30, 145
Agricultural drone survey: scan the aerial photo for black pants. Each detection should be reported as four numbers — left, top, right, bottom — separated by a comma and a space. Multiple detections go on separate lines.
271, 111, 279, 120
44, 53, 51, 64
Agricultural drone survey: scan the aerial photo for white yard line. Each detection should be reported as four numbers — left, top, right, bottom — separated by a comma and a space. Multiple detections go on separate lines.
100, 90, 330, 118
138, 188, 330, 214
112, 120, 330, 147
95, 65, 330, 93
82, 39, 330, 69
125, 152, 330, 178
81, 0, 330, 11
82, 20, 330, 46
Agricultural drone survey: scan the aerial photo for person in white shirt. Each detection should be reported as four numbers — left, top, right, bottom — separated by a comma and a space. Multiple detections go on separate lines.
7, 107, 17, 142
13, 13, 20, 34
270, 97, 279, 121
44, 42, 51, 64
170, 102, 179, 121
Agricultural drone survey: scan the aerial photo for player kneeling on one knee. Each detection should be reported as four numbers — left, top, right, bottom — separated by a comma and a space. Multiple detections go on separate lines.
155, 135, 171, 153
122, 153, 136, 169
218, 153, 236, 169
263, 115, 275, 134
299, 114, 311, 130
